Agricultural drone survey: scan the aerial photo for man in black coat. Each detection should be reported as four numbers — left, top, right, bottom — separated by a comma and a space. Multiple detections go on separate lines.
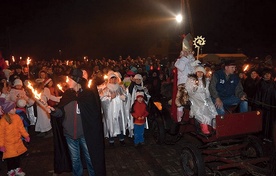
254, 68, 276, 142
52, 68, 106, 176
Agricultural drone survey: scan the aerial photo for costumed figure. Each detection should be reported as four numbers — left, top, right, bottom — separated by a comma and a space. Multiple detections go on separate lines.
99, 71, 127, 146
127, 74, 150, 137
51, 68, 106, 175
174, 33, 200, 122
185, 66, 217, 134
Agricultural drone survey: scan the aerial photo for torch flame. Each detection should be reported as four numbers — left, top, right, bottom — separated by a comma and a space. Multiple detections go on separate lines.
88, 79, 92, 88
103, 75, 108, 80
243, 64, 249, 72
66, 76, 69, 83
57, 84, 64, 92
27, 82, 41, 100
27, 57, 31, 66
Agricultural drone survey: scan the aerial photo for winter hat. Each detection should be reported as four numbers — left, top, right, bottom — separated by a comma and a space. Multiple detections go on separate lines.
126, 70, 135, 76
44, 78, 52, 86
2, 101, 16, 113
69, 68, 83, 83
13, 79, 23, 86
0, 97, 6, 105
107, 71, 117, 80
3, 69, 11, 79
114, 72, 122, 82
17, 99, 27, 108
136, 91, 144, 99
195, 66, 206, 74
131, 67, 137, 73
134, 74, 142, 80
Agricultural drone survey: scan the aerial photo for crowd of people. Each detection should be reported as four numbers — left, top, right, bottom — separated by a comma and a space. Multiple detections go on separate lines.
0, 48, 275, 175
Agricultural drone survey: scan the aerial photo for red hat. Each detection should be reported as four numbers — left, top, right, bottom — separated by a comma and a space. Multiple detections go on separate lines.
126, 70, 135, 76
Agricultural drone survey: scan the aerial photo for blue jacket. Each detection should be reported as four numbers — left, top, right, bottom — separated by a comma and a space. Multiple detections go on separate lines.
214, 70, 240, 100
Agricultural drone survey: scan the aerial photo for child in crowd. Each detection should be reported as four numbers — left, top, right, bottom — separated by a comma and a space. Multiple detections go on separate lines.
0, 100, 30, 176
131, 91, 149, 147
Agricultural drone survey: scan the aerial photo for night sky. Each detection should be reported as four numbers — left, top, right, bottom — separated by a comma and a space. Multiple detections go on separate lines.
1, 0, 275, 60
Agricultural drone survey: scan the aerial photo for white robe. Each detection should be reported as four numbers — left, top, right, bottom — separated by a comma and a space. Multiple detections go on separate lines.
35, 93, 51, 132
100, 83, 127, 138
185, 76, 217, 127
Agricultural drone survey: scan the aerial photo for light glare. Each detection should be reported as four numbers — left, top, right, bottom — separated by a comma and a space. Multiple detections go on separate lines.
176, 14, 183, 23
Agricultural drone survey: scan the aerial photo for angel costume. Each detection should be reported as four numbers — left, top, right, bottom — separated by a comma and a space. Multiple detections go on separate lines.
100, 78, 127, 138
185, 75, 217, 128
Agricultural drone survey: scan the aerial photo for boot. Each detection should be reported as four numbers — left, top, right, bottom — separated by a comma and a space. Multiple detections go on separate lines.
14, 167, 25, 176
177, 107, 184, 122
200, 124, 210, 135
7, 169, 15, 176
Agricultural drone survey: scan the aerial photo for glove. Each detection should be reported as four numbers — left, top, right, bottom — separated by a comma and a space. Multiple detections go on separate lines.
0, 146, 6, 152
191, 60, 201, 67
25, 137, 30, 143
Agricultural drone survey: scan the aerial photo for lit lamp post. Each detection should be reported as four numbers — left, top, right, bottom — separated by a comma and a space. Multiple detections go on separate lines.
175, 14, 183, 23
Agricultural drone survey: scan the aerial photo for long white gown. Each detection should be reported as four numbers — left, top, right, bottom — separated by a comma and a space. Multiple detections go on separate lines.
185, 76, 217, 127
100, 83, 128, 138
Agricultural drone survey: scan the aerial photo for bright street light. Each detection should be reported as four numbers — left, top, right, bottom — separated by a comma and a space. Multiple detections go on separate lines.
175, 14, 183, 23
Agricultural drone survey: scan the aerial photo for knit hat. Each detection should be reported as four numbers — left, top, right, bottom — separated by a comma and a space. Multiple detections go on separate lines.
2, 101, 16, 113
69, 68, 83, 83
13, 79, 23, 86
0, 98, 6, 105
17, 99, 27, 108
44, 78, 52, 86
134, 74, 142, 80
136, 91, 144, 99
195, 66, 206, 74
131, 67, 137, 73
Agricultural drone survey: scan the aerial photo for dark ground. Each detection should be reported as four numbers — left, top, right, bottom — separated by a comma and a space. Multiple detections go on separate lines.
0, 125, 274, 176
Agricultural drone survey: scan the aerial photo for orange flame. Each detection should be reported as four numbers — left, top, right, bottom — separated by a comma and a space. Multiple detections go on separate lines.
27, 82, 41, 100
57, 84, 64, 92
27, 57, 31, 66
103, 75, 108, 80
243, 64, 249, 72
88, 79, 92, 88
66, 76, 69, 83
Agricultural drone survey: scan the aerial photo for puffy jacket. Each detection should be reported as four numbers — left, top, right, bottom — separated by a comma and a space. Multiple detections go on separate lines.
0, 114, 29, 159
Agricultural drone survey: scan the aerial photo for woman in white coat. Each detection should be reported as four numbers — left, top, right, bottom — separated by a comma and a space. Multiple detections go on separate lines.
99, 71, 127, 146
185, 66, 217, 134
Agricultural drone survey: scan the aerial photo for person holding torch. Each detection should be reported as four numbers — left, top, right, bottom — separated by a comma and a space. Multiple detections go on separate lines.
51, 68, 106, 176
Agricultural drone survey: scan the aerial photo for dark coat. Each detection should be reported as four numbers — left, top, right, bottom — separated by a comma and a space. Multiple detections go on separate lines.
57, 86, 106, 176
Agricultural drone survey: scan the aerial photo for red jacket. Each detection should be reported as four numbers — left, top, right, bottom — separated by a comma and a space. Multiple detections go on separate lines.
131, 100, 149, 125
